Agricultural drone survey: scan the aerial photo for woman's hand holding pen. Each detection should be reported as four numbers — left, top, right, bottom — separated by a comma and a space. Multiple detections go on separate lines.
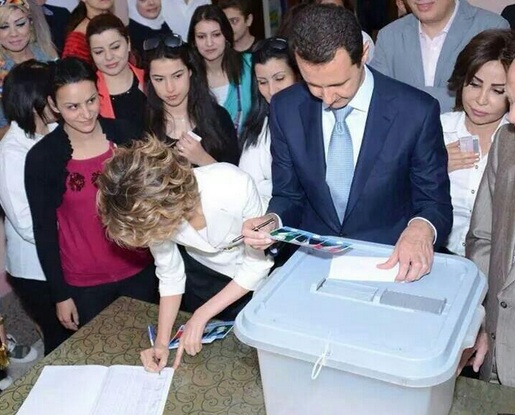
173, 311, 209, 369
141, 343, 169, 373
242, 214, 278, 250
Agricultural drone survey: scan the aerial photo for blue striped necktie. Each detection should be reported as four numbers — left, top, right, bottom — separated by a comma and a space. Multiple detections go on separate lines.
326, 105, 354, 223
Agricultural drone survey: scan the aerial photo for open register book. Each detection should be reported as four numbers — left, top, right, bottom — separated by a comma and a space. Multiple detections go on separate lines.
17, 365, 174, 415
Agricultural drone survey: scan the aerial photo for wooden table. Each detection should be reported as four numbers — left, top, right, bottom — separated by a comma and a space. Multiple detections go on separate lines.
1, 297, 515, 414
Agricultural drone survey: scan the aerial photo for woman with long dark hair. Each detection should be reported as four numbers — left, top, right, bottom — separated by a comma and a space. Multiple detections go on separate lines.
239, 37, 298, 208
25, 58, 156, 340
144, 33, 239, 166
188, 5, 252, 133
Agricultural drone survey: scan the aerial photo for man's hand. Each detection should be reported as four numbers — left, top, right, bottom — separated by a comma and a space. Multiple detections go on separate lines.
172, 311, 210, 369
242, 214, 278, 250
378, 219, 434, 282
446, 141, 480, 173
56, 298, 79, 331
457, 330, 489, 375
141, 344, 169, 373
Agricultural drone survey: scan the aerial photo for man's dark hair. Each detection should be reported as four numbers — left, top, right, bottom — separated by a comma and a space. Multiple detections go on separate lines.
218, 0, 251, 18
289, 4, 363, 65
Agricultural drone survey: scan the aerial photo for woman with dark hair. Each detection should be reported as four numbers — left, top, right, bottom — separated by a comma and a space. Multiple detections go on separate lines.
143, 33, 239, 166
239, 37, 298, 208
188, 4, 252, 133
87, 13, 145, 133
0, 60, 70, 354
442, 29, 513, 256
62, 0, 113, 63
24, 57, 156, 340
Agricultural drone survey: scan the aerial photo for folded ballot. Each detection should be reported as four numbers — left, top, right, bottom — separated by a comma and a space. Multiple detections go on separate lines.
17, 365, 173, 415
328, 255, 399, 282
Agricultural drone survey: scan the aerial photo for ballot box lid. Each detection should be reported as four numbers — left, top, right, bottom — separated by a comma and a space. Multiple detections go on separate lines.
235, 240, 487, 387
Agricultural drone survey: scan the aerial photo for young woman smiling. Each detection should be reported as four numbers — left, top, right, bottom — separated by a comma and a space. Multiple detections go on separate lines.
87, 13, 145, 134
62, 0, 113, 63
24, 57, 156, 339
0, 0, 57, 135
188, 5, 252, 134
144, 34, 239, 166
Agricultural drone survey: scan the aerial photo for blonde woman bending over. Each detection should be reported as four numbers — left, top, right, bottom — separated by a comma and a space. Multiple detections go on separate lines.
97, 136, 272, 370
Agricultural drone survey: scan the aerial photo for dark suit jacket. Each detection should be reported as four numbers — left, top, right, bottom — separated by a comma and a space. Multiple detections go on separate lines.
268, 68, 452, 248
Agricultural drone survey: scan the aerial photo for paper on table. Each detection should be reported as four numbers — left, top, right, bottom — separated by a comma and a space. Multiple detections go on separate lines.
16, 365, 174, 415
328, 255, 398, 282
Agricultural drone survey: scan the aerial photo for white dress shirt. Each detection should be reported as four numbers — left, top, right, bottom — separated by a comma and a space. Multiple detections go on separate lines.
442, 111, 507, 255
0, 121, 58, 280
162, 0, 211, 39
419, 0, 459, 87
150, 163, 273, 297
321, 66, 437, 240
238, 118, 272, 210
322, 65, 374, 166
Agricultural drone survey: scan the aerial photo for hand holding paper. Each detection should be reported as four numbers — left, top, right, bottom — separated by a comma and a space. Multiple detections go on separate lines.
328, 256, 399, 282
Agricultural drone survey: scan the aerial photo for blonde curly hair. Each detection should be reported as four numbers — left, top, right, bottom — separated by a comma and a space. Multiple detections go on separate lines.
96, 135, 200, 248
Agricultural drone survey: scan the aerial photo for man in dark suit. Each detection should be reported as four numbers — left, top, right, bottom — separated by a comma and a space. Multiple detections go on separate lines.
243, 4, 452, 282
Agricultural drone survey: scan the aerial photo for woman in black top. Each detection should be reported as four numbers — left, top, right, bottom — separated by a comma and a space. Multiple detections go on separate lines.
128, 0, 170, 60
25, 58, 156, 339
144, 33, 240, 166
87, 14, 146, 136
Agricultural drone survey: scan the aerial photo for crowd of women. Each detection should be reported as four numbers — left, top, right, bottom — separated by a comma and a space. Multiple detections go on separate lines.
0, 0, 514, 387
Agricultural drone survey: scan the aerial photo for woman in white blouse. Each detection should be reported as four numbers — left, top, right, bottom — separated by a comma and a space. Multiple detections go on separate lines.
442, 29, 512, 255
239, 37, 298, 209
0, 60, 68, 354
97, 136, 273, 371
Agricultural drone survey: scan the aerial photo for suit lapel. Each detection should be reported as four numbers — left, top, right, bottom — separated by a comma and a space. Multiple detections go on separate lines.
402, 19, 425, 86
344, 75, 396, 221
299, 96, 341, 232
434, 2, 469, 86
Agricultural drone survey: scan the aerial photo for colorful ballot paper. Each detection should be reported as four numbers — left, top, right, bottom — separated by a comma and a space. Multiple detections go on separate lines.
268, 226, 352, 254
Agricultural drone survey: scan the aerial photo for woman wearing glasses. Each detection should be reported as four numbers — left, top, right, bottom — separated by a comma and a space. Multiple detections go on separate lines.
239, 37, 298, 208
25, 57, 156, 340
143, 34, 239, 166
188, 5, 252, 134
97, 135, 273, 371
86, 13, 146, 135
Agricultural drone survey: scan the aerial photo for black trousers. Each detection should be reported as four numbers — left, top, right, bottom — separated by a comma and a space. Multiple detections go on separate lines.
69, 263, 158, 327
9, 276, 70, 355
178, 246, 252, 321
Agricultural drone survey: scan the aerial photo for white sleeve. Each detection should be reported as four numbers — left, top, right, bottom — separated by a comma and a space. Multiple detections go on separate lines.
233, 173, 274, 291
149, 240, 187, 297
0, 149, 35, 243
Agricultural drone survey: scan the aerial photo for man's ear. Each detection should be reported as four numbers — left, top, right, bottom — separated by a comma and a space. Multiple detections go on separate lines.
361, 40, 370, 66
245, 13, 253, 28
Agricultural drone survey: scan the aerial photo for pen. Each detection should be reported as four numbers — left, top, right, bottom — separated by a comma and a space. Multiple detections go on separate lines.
147, 325, 155, 347
230, 217, 276, 244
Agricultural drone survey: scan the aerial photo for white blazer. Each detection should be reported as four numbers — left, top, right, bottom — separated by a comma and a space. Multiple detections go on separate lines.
150, 163, 273, 297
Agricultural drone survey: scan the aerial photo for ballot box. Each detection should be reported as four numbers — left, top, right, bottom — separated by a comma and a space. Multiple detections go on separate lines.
235, 240, 487, 415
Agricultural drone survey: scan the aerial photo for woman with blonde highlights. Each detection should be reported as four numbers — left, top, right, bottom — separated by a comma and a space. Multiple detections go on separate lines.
97, 135, 273, 371
0, 0, 57, 134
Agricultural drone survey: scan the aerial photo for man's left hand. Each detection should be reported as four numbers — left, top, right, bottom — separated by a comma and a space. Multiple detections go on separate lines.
377, 219, 434, 282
